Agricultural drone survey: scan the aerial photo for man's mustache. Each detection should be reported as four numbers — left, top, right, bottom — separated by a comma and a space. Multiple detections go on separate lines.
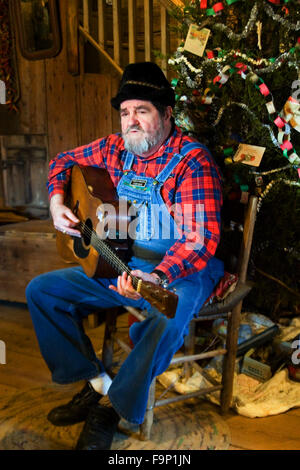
124, 125, 144, 135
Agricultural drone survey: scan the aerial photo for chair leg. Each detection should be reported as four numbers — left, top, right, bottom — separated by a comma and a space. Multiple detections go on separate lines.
220, 301, 242, 414
183, 320, 196, 380
87, 311, 102, 329
139, 377, 156, 441
102, 307, 119, 373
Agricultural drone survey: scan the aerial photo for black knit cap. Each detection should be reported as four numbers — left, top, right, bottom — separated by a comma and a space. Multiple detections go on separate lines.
111, 62, 175, 110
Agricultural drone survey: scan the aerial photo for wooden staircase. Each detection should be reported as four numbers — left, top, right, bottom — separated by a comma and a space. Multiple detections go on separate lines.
67, 0, 184, 78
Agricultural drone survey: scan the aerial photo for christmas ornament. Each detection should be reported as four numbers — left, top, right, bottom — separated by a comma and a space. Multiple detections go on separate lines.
184, 25, 211, 57
256, 20, 263, 50
233, 143, 266, 167
175, 111, 196, 132
281, 96, 300, 132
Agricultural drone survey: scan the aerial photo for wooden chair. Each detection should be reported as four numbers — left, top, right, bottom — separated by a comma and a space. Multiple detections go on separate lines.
100, 195, 258, 440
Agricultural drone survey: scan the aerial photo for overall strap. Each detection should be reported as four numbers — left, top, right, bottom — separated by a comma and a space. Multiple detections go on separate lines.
155, 142, 210, 184
179, 141, 211, 157
155, 153, 184, 183
123, 151, 135, 171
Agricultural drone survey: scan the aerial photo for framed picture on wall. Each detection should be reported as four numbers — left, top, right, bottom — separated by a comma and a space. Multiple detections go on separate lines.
12, 0, 61, 60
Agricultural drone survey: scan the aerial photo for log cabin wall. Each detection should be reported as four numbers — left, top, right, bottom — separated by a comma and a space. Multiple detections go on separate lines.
0, 1, 123, 218
0, 0, 181, 219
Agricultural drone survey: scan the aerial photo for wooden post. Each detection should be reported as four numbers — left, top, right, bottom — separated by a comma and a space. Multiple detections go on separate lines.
128, 0, 137, 63
98, 0, 105, 48
113, 0, 122, 66
220, 196, 258, 413
144, 0, 153, 62
160, 5, 169, 76
183, 320, 195, 379
66, 0, 79, 76
88, 311, 102, 329
83, 0, 90, 33
237, 196, 258, 283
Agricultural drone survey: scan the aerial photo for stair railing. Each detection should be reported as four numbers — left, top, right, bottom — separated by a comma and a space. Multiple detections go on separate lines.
68, 0, 184, 77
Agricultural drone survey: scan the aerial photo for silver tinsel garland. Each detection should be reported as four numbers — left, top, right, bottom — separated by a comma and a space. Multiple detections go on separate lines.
257, 178, 300, 213
212, 101, 282, 149
170, 48, 299, 79
211, 2, 259, 41
263, 1, 300, 31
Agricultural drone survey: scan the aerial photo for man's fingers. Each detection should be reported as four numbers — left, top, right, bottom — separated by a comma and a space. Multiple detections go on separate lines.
110, 272, 141, 299
65, 208, 80, 224
130, 269, 142, 277
54, 224, 81, 237
53, 209, 81, 236
117, 274, 124, 296
126, 273, 135, 291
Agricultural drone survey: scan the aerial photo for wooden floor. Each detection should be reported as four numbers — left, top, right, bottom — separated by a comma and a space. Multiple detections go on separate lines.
0, 300, 299, 451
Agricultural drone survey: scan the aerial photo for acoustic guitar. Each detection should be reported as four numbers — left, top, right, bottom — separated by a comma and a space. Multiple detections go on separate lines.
56, 165, 178, 318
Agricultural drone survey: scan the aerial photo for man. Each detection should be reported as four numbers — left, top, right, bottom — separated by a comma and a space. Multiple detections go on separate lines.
26, 62, 224, 450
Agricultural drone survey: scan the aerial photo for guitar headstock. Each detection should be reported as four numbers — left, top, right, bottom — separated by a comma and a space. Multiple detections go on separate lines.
137, 280, 178, 319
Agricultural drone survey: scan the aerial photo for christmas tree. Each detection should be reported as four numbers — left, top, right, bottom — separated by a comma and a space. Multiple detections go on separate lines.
168, 0, 300, 320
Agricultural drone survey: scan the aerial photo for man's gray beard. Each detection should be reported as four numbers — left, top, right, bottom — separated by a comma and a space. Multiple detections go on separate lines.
122, 122, 165, 156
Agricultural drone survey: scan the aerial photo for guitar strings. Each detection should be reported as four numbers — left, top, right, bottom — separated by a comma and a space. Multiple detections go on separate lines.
78, 221, 140, 289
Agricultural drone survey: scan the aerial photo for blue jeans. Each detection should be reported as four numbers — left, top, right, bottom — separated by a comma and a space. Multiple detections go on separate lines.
26, 258, 223, 424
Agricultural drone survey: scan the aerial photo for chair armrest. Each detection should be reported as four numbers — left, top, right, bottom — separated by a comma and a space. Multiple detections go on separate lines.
195, 280, 254, 318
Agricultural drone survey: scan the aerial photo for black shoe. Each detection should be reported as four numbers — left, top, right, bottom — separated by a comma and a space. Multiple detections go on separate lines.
75, 404, 120, 450
47, 382, 102, 426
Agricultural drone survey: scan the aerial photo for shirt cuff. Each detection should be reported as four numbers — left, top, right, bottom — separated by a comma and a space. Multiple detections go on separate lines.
151, 264, 174, 284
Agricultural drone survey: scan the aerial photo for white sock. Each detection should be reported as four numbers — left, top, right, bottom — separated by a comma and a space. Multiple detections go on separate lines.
89, 372, 112, 395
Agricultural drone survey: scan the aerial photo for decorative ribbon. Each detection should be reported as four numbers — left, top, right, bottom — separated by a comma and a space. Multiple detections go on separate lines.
267, 0, 292, 4
206, 2, 225, 15
200, 0, 292, 15
201, 0, 240, 11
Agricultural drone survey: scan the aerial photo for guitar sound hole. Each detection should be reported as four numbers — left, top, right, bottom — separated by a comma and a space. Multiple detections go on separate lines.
73, 218, 93, 259
82, 218, 93, 246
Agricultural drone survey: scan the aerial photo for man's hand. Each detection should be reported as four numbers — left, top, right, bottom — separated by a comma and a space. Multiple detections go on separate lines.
50, 194, 81, 237
109, 270, 160, 300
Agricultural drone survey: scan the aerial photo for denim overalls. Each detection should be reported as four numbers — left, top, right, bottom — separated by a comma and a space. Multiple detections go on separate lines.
26, 143, 224, 424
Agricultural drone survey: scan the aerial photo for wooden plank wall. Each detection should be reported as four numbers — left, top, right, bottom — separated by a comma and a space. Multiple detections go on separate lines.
9, 1, 121, 161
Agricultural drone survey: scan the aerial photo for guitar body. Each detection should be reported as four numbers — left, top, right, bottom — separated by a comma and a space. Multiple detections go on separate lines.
56, 165, 131, 278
